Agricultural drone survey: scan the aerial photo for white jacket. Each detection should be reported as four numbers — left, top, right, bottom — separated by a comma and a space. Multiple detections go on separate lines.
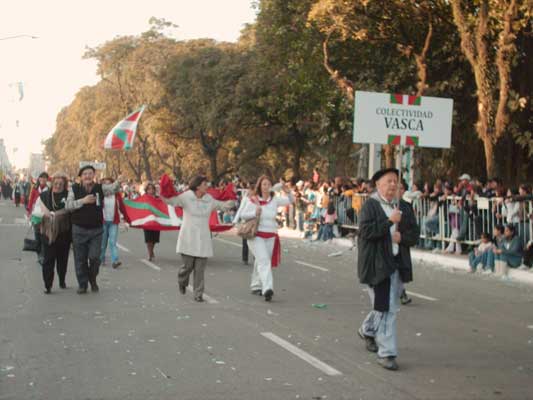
163, 190, 233, 258
239, 193, 293, 233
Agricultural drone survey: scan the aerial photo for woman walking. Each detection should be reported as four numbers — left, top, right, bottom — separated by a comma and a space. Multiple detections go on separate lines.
161, 175, 234, 302
143, 182, 161, 261
36, 173, 72, 293
239, 175, 294, 302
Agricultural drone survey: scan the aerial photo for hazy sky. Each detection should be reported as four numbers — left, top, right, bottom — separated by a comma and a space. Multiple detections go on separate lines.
0, 0, 256, 168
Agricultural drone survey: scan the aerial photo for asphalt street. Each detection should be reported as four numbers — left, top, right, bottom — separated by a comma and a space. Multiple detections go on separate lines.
1, 199, 532, 400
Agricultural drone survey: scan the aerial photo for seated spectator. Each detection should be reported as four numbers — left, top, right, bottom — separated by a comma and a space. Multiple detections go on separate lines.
494, 225, 523, 275
468, 233, 495, 273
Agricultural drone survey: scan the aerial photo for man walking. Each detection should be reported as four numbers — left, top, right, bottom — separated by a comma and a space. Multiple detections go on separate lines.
66, 165, 120, 294
357, 168, 419, 371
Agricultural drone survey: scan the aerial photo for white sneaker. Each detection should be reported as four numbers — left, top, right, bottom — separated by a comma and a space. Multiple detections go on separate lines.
518, 265, 529, 271
482, 269, 492, 275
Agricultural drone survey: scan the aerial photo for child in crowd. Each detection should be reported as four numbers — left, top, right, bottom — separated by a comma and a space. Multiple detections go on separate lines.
316, 203, 337, 242
468, 232, 495, 273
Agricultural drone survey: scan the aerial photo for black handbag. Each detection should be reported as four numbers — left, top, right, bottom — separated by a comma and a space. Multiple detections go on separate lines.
22, 227, 40, 252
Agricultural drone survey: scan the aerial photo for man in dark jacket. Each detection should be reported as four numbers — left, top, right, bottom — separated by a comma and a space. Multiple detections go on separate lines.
66, 165, 121, 294
357, 168, 419, 371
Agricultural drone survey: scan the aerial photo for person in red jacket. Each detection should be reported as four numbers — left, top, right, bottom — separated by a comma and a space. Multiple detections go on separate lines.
27, 172, 49, 265
100, 177, 130, 268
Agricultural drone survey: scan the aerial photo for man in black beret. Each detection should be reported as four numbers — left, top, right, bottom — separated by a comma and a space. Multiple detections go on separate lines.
66, 165, 122, 294
356, 168, 419, 371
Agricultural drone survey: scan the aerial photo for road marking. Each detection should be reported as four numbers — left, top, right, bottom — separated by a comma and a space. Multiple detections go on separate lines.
295, 260, 329, 272
141, 259, 161, 271
14, 218, 28, 225
0, 223, 26, 227
406, 291, 438, 302
117, 243, 130, 252
261, 332, 342, 376
187, 286, 219, 304
214, 238, 242, 248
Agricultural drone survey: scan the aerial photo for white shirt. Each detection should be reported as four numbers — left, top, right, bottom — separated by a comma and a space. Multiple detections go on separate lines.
103, 195, 116, 222
239, 193, 294, 233
374, 193, 399, 256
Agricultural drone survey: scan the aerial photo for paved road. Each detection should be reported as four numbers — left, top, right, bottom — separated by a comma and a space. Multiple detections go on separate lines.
1, 199, 532, 399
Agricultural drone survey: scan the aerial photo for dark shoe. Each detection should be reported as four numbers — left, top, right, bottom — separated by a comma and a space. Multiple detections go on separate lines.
400, 290, 412, 305
194, 296, 204, 302
251, 289, 262, 296
77, 287, 87, 294
179, 284, 187, 295
358, 328, 378, 353
264, 289, 273, 302
112, 261, 122, 269
377, 356, 399, 371
90, 281, 99, 292
59, 282, 67, 289
44, 288, 51, 294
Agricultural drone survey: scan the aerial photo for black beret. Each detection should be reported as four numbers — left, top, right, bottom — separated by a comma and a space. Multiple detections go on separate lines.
371, 168, 399, 183
78, 165, 96, 177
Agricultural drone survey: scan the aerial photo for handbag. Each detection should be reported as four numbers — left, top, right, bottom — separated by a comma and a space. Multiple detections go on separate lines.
236, 218, 258, 240
22, 227, 40, 252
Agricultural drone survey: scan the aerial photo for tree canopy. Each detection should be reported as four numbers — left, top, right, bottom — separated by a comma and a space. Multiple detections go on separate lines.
45, 2, 532, 184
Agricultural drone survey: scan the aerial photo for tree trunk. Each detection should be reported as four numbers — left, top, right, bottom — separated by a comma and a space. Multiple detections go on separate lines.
482, 138, 496, 179
209, 154, 218, 180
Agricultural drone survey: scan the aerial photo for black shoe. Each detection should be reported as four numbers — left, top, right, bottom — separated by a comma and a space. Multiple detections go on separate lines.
377, 356, 399, 371
264, 289, 273, 302
90, 282, 99, 292
179, 284, 187, 295
194, 296, 204, 302
357, 328, 378, 353
77, 287, 87, 294
59, 282, 67, 289
251, 289, 262, 296
400, 290, 412, 305
44, 288, 51, 294
112, 261, 122, 269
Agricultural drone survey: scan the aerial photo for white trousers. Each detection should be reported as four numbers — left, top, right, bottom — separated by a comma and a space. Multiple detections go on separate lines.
247, 236, 275, 294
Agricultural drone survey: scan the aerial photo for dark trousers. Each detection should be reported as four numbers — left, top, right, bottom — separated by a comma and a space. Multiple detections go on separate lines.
72, 225, 103, 289
42, 235, 71, 289
242, 239, 249, 264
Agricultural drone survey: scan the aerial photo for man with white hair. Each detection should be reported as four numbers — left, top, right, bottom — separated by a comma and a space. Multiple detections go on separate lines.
357, 168, 419, 371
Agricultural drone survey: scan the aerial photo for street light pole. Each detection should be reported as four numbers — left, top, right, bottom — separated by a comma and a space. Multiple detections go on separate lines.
0, 35, 39, 41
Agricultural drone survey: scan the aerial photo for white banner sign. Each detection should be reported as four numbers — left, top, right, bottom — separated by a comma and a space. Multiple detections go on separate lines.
79, 161, 106, 170
353, 91, 453, 148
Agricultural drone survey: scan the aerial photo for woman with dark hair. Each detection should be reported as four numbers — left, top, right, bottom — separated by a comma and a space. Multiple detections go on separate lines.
143, 182, 160, 261
161, 175, 235, 302
238, 175, 294, 302
35, 172, 71, 293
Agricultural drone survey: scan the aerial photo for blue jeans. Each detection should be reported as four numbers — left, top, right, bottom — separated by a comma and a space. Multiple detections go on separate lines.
101, 221, 119, 263
361, 270, 401, 358
469, 250, 495, 271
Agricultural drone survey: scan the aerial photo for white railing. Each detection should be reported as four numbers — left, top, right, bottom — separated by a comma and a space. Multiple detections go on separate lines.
331, 194, 533, 249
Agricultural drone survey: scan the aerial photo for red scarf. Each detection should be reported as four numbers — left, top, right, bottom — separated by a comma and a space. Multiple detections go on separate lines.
255, 232, 281, 268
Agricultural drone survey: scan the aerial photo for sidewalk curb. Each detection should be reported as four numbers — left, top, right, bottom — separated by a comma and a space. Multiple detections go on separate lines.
277, 228, 533, 285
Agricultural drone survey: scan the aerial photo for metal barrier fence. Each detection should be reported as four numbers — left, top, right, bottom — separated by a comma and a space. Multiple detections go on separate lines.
331, 194, 533, 250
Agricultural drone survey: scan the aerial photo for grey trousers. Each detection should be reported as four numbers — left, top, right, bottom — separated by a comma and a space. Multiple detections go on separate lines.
179, 254, 208, 298
72, 225, 103, 289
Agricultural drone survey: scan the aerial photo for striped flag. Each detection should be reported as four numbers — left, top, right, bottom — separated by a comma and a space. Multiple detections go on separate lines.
103, 106, 146, 150
123, 193, 233, 232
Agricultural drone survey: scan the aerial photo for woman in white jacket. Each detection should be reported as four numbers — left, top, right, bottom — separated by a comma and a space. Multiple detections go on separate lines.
162, 175, 234, 302
238, 175, 294, 302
